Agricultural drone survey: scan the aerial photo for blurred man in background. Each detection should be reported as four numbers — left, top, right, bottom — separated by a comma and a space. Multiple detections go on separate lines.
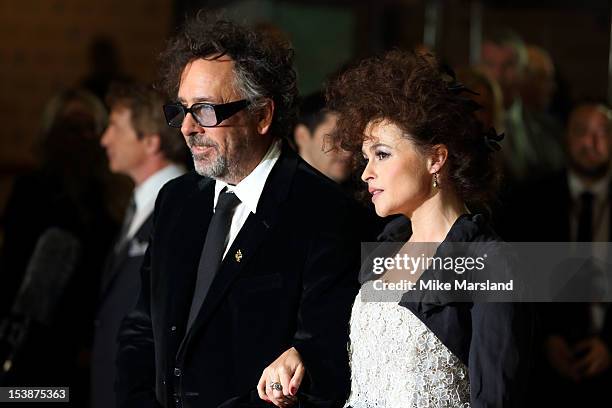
481, 31, 526, 113
521, 44, 564, 166
481, 32, 563, 183
543, 103, 612, 407
92, 82, 186, 408
457, 66, 504, 132
509, 103, 612, 407
521, 45, 556, 114
293, 92, 351, 184
514, 103, 612, 242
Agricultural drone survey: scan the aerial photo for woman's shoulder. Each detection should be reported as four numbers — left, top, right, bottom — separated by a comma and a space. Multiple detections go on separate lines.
445, 213, 502, 243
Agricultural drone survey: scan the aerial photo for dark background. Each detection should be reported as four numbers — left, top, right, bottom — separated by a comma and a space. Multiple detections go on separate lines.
0, 0, 610, 236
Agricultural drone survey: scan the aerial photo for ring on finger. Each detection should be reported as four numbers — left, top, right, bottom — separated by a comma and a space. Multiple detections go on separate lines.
269, 382, 283, 391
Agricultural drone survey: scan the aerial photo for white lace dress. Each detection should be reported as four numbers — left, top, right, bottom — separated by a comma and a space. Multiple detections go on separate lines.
345, 289, 471, 408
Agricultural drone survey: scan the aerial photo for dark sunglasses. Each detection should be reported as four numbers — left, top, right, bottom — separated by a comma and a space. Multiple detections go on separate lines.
163, 99, 250, 128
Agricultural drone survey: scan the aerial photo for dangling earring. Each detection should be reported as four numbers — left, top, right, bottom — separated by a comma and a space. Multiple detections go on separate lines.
432, 172, 439, 188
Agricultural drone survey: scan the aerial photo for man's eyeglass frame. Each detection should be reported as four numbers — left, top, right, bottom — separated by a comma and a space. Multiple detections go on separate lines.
163, 99, 250, 128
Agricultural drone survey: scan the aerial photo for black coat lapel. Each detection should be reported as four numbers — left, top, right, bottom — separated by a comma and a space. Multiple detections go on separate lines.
165, 177, 216, 334
177, 144, 298, 357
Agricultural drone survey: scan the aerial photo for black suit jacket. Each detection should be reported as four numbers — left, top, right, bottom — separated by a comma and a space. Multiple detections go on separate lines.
116, 145, 360, 408
92, 215, 153, 408
502, 170, 612, 406
516, 170, 612, 341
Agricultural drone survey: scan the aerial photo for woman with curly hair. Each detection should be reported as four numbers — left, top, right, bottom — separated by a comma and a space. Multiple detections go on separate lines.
258, 50, 532, 408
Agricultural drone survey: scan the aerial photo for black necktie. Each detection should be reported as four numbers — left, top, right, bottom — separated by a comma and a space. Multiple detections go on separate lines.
577, 191, 594, 242
115, 196, 136, 252
187, 188, 241, 330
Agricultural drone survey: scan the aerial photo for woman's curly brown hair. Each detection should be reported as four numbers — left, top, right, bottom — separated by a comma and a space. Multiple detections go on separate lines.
326, 49, 501, 207
158, 11, 298, 139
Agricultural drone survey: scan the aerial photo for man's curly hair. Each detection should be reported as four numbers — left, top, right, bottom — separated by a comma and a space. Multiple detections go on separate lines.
158, 12, 298, 139
326, 49, 501, 207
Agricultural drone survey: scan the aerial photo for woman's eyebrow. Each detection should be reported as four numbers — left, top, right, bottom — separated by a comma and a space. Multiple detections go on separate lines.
367, 143, 390, 151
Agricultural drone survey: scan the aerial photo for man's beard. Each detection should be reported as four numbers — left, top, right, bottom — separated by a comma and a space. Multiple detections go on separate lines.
188, 135, 228, 178
568, 156, 611, 181
187, 133, 250, 182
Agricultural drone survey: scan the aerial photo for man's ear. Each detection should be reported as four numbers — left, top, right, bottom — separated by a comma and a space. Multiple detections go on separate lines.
293, 124, 312, 151
143, 133, 161, 155
427, 144, 448, 174
257, 99, 275, 135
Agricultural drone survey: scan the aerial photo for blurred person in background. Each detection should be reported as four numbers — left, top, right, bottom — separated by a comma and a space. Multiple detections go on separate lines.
456, 66, 504, 132
293, 92, 351, 184
506, 102, 612, 242
0, 88, 117, 405
481, 31, 562, 184
507, 102, 612, 406
39, 87, 108, 136
521, 45, 556, 115
91, 82, 187, 408
481, 30, 526, 113
454, 67, 514, 235
520, 45, 564, 165
294, 91, 388, 241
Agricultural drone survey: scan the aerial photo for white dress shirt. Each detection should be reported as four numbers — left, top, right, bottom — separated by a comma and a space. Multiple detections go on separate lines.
213, 139, 281, 259
127, 164, 186, 239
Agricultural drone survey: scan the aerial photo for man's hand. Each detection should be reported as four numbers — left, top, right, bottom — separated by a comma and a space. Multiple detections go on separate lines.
545, 335, 581, 381
257, 347, 305, 407
573, 337, 612, 379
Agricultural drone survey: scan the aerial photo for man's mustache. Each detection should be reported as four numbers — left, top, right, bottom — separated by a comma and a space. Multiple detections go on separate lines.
187, 135, 219, 150
577, 147, 604, 160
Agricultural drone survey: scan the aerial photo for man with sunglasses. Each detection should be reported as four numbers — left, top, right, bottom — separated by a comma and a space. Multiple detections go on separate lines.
115, 14, 360, 408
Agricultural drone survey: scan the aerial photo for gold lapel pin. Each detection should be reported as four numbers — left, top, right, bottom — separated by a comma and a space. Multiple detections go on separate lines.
235, 249, 243, 263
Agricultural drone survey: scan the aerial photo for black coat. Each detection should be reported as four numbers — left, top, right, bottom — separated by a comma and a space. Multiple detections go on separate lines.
116, 145, 361, 408
398, 214, 534, 408
91, 215, 153, 408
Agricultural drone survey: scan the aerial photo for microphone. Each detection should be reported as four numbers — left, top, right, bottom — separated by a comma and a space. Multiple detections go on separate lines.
0, 227, 81, 380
